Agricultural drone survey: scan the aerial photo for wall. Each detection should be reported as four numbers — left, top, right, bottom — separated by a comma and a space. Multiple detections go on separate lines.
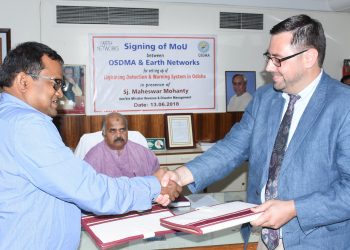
1, 0, 350, 147
38, 0, 350, 114
0, 0, 41, 46
2, 1, 350, 92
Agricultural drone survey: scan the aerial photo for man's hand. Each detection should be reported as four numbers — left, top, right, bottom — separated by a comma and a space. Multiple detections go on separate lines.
160, 169, 182, 187
153, 168, 169, 182
162, 180, 182, 201
250, 200, 297, 229
153, 168, 182, 206
154, 180, 182, 206
160, 166, 194, 187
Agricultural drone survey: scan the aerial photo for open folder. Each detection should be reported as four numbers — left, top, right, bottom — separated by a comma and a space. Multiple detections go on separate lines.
160, 201, 261, 235
81, 205, 175, 250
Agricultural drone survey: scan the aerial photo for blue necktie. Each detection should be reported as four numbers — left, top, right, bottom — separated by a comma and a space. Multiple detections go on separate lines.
262, 94, 300, 250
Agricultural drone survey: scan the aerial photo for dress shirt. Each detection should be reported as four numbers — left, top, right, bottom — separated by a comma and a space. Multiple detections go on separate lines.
282, 71, 323, 147
84, 140, 159, 177
0, 93, 160, 250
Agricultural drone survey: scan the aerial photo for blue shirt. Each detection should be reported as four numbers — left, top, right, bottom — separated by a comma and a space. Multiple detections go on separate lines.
0, 93, 160, 250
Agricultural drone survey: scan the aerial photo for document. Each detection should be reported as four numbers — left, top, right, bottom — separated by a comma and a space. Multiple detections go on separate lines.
169, 195, 191, 207
160, 201, 261, 235
82, 205, 175, 249
186, 193, 220, 208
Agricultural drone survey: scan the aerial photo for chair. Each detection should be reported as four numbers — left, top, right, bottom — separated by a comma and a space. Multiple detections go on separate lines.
74, 130, 148, 159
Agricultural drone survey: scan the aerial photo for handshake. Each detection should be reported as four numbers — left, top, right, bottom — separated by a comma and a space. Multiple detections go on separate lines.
152, 168, 183, 206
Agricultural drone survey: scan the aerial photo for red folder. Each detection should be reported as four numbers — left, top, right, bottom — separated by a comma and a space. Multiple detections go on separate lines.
82, 205, 175, 249
160, 201, 261, 235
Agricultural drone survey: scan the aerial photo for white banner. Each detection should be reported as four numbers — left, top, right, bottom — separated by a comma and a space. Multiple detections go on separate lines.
89, 35, 216, 114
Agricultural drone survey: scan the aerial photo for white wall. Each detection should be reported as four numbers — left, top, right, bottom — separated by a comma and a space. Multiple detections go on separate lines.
0, 0, 42, 45
1, 0, 350, 113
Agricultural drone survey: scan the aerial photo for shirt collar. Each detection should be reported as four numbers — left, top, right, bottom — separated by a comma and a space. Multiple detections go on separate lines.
0, 92, 53, 121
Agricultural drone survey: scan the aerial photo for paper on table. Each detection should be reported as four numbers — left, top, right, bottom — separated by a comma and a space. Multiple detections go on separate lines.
186, 193, 220, 208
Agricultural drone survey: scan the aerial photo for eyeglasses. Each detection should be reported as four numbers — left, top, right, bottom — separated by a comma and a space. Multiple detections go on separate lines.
27, 74, 66, 91
263, 49, 308, 67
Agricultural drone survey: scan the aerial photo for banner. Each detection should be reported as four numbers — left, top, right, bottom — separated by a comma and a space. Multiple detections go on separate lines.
89, 35, 216, 113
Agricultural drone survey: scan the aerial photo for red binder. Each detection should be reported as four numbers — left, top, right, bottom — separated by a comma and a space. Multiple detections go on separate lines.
160, 201, 261, 235
82, 205, 175, 249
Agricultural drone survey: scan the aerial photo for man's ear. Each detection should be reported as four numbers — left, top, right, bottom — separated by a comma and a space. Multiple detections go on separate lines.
304, 48, 319, 68
15, 72, 31, 92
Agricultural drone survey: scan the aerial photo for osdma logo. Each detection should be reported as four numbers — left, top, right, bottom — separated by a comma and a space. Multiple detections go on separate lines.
197, 41, 210, 57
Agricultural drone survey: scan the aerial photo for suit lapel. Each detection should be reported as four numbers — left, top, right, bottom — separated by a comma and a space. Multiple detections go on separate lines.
280, 74, 328, 176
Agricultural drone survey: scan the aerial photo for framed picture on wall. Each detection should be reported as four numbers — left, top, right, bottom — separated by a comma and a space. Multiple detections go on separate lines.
0, 28, 11, 65
164, 113, 195, 149
225, 71, 256, 112
57, 64, 86, 114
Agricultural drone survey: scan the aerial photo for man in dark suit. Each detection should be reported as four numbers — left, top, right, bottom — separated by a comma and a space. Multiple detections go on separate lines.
161, 14, 350, 250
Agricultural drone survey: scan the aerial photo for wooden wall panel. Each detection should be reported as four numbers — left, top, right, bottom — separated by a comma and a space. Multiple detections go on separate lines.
54, 112, 243, 149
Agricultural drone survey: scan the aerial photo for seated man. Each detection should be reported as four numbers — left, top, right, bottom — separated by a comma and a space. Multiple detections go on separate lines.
84, 112, 159, 177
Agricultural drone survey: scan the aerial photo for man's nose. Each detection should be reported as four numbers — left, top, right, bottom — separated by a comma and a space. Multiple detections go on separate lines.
56, 87, 64, 98
265, 59, 276, 72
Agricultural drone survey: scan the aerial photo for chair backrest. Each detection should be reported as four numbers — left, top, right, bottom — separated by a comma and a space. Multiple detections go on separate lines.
74, 130, 148, 159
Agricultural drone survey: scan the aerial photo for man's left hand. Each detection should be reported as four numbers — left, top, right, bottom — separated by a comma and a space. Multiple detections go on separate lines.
250, 200, 297, 229
153, 168, 182, 206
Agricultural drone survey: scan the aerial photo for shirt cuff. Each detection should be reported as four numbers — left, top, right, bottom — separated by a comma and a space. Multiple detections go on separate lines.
145, 176, 161, 201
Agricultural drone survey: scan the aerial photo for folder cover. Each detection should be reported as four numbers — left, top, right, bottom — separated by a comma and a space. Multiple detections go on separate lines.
160, 201, 261, 235
82, 205, 175, 249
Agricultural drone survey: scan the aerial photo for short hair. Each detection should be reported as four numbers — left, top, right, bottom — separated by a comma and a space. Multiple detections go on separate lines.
341, 75, 350, 84
270, 14, 326, 67
101, 112, 128, 135
232, 74, 247, 84
0, 41, 64, 88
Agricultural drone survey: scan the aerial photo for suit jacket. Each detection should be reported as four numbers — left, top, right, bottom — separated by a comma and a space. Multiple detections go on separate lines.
186, 72, 350, 249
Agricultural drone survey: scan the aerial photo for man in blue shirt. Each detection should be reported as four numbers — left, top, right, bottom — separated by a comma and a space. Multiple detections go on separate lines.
0, 42, 181, 249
